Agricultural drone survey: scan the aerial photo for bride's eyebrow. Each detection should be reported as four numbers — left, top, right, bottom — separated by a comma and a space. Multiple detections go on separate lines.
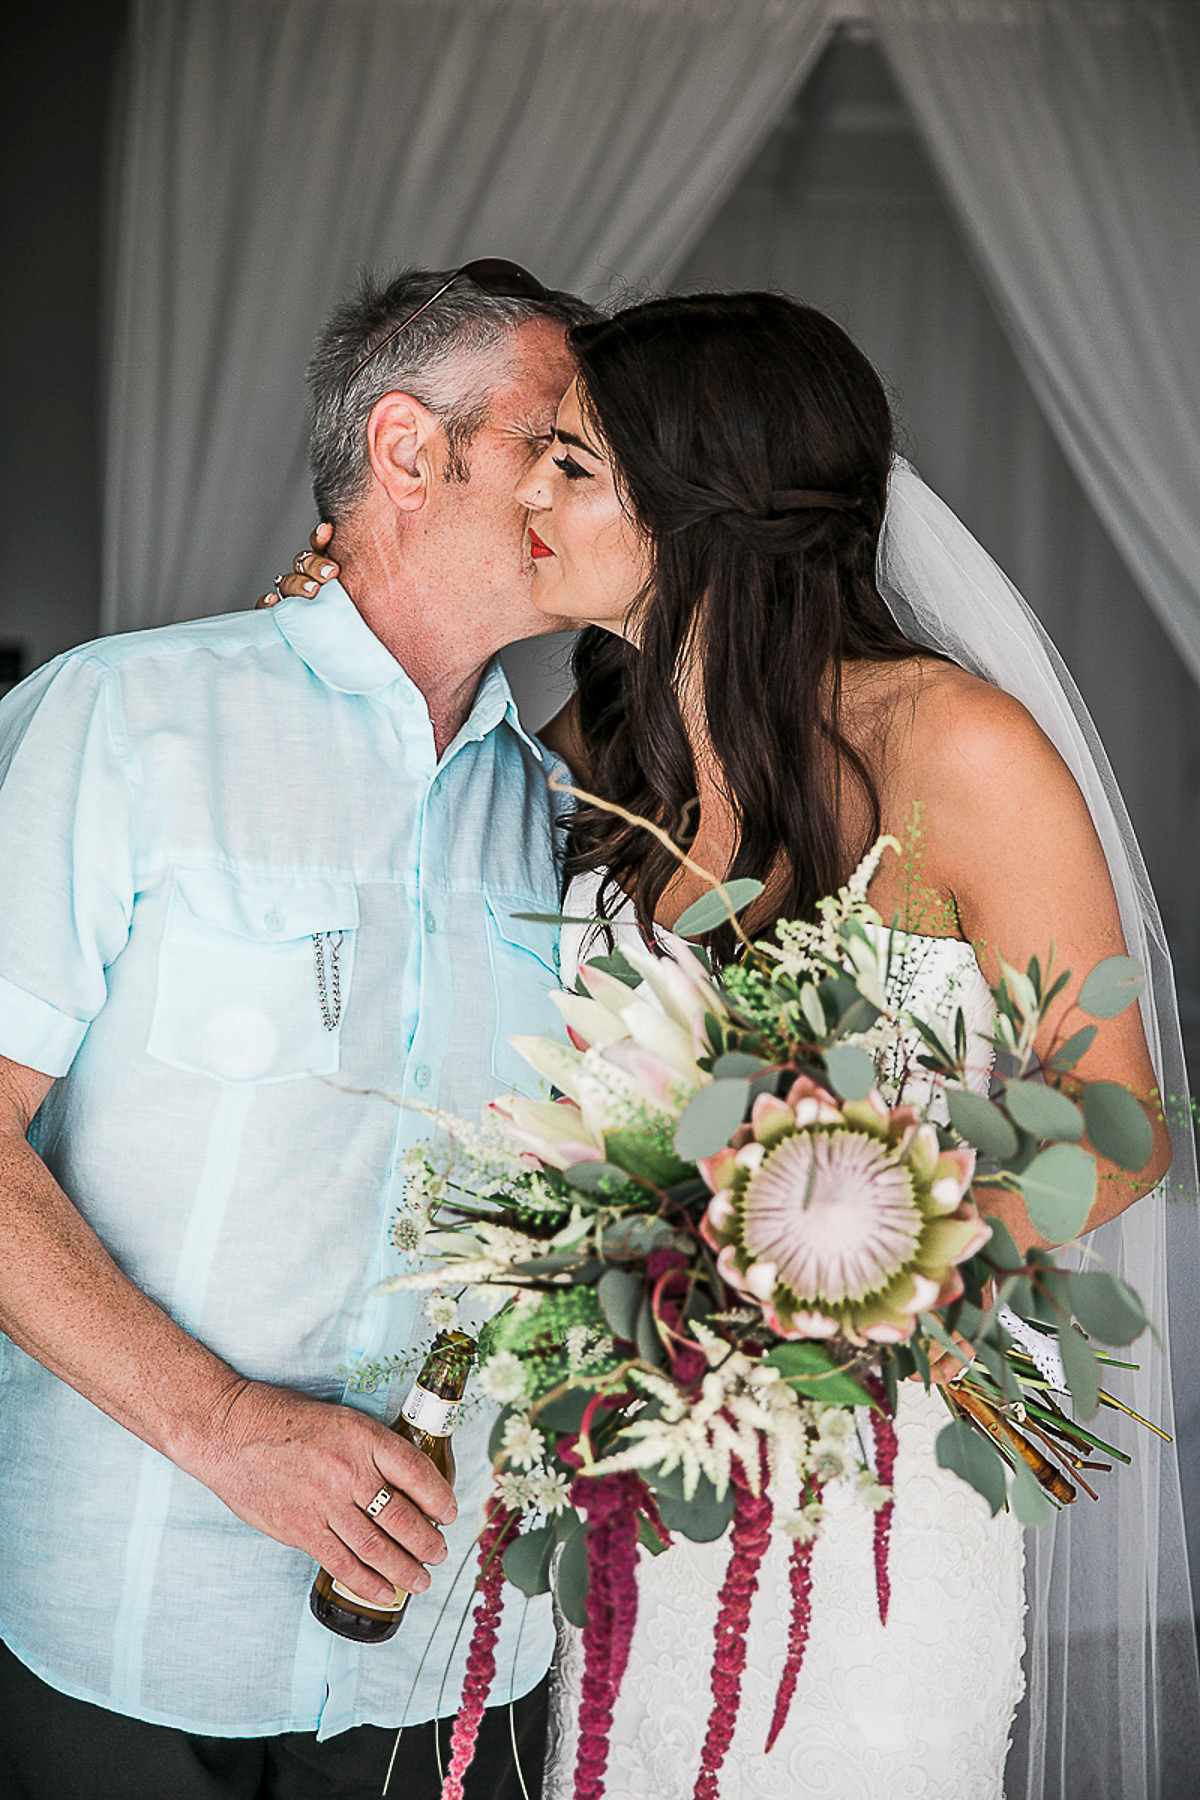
554, 427, 601, 459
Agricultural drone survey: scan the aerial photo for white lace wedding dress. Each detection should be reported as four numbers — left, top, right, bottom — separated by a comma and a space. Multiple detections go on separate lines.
544, 890, 1027, 1800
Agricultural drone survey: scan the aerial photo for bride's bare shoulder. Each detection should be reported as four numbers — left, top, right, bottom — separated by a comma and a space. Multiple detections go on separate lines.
903, 659, 1060, 787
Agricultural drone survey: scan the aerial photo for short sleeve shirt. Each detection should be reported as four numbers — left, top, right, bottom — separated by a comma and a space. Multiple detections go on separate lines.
0, 583, 563, 1737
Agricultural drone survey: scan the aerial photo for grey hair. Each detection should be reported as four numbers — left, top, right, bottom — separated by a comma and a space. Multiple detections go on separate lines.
307, 267, 596, 520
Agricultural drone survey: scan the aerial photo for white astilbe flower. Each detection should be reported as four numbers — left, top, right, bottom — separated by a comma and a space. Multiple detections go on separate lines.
495, 1471, 537, 1513
532, 1469, 573, 1516
478, 1350, 528, 1406
758, 835, 900, 983
811, 1437, 852, 1484
501, 1415, 546, 1471
857, 1469, 892, 1512
779, 1500, 824, 1542
424, 1293, 459, 1330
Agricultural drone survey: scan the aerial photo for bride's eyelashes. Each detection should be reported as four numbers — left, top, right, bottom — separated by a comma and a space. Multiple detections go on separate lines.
553, 452, 592, 481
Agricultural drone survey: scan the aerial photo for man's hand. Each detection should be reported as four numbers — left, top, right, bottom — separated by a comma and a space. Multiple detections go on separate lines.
194, 1380, 456, 1608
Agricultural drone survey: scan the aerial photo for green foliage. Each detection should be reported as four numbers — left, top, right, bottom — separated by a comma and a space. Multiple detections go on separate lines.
764, 1342, 875, 1406
555, 1513, 590, 1627
1003, 1079, 1083, 1143
598, 1267, 642, 1344
673, 1076, 751, 1160
646, 1464, 736, 1541
1067, 1271, 1149, 1346
1082, 1082, 1154, 1172
673, 879, 765, 939
1078, 955, 1144, 1018
503, 1525, 556, 1596
1006, 1450, 1053, 1527
1017, 1143, 1097, 1241
1059, 1323, 1100, 1417
947, 1090, 1019, 1158
1049, 1025, 1098, 1072
935, 1418, 1007, 1515
823, 1043, 877, 1102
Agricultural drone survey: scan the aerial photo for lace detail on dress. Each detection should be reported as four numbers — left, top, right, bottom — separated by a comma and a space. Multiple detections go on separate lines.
546, 881, 1028, 1799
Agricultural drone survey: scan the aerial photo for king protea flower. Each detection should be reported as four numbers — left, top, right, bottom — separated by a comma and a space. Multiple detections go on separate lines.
699, 1076, 988, 1343
489, 933, 727, 1169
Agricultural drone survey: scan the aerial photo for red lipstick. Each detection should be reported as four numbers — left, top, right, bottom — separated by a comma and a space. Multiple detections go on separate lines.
529, 527, 554, 559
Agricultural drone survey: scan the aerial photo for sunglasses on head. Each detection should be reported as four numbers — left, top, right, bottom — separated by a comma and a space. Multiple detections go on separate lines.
339, 258, 549, 400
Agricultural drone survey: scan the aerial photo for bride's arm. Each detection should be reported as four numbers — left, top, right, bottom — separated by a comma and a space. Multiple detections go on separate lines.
916, 678, 1171, 1251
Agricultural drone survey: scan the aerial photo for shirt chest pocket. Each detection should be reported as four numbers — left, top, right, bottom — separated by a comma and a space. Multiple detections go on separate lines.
484, 895, 563, 1093
147, 872, 360, 1084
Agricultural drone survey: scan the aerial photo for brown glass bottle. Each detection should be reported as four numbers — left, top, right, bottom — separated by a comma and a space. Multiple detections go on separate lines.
309, 1329, 476, 1644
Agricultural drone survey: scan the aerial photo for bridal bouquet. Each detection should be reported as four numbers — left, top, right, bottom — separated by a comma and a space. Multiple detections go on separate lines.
384, 843, 1159, 1800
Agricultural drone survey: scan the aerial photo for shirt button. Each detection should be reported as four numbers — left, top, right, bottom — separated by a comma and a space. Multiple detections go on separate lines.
264, 909, 284, 932
552, 943, 561, 970
414, 1065, 432, 1088
424, 913, 436, 934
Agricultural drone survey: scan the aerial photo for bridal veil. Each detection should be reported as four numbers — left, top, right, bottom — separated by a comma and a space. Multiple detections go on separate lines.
877, 461, 1200, 1800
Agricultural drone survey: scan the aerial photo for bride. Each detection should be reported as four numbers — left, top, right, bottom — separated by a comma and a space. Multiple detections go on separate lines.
281, 290, 1196, 1797
510, 293, 1194, 1799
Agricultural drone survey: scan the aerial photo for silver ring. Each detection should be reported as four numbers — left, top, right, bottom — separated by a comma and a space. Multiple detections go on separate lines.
272, 572, 287, 600
293, 551, 308, 574
366, 1486, 393, 1518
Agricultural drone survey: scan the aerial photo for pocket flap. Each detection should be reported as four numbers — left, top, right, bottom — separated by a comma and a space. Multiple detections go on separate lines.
172, 871, 360, 941
484, 892, 560, 975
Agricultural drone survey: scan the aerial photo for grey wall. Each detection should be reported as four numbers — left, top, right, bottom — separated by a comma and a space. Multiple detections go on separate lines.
0, 1, 128, 683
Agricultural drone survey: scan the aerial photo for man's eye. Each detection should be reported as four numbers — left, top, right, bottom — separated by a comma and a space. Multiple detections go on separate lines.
553, 454, 591, 482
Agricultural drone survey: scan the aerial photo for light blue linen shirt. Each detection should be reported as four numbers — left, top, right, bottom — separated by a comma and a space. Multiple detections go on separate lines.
0, 582, 564, 1737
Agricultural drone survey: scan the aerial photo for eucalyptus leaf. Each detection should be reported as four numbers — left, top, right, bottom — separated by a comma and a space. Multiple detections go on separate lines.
1017, 1144, 1097, 1243
712, 1052, 772, 1081
1003, 1080, 1084, 1144
1078, 955, 1144, 1019
648, 1465, 735, 1542
673, 1077, 751, 1161
1059, 1323, 1100, 1417
601, 1215, 675, 1260
981, 1214, 1024, 1273
823, 1043, 877, 1103
764, 1342, 839, 1379
673, 879, 765, 939
512, 912, 604, 926
604, 1131, 693, 1188
947, 1090, 1019, 1159
1067, 1271, 1149, 1346
597, 1267, 643, 1343
1048, 1025, 1098, 1072
637, 1511, 670, 1556
1006, 1449, 1052, 1528
564, 1160, 632, 1195
635, 1295, 665, 1367
935, 1418, 1007, 1516
536, 1390, 592, 1434
1082, 1082, 1154, 1173
503, 1524, 556, 1597
799, 984, 828, 1040
586, 949, 640, 989
554, 1519, 590, 1628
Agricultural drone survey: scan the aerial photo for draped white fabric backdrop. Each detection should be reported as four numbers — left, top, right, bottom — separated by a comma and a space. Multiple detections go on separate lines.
102, 0, 833, 636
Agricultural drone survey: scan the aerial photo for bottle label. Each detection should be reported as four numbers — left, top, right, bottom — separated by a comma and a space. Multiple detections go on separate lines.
330, 1578, 408, 1614
402, 1382, 460, 1437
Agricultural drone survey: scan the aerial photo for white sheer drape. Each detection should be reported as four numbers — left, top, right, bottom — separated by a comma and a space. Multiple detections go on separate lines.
868, 0, 1200, 690
102, 0, 833, 634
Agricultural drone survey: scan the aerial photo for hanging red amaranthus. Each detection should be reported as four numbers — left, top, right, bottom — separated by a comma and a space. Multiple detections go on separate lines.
569, 1468, 645, 1800
763, 1477, 824, 1754
867, 1385, 899, 1626
693, 1441, 773, 1800
441, 1494, 520, 1800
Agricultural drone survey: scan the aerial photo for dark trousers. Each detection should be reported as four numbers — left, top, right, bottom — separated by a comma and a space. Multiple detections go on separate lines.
0, 1640, 548, 1800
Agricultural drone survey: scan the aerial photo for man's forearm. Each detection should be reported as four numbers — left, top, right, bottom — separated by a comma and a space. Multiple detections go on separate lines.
0, 1128, 244, 1473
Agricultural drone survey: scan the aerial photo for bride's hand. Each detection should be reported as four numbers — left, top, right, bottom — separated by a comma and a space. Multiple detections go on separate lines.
256, 523, 340, 608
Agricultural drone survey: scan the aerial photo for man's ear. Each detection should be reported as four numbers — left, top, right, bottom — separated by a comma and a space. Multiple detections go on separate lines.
366, 391, 442, 512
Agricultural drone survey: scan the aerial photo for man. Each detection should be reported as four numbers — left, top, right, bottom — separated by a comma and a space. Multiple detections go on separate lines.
0, 265, 591, 1797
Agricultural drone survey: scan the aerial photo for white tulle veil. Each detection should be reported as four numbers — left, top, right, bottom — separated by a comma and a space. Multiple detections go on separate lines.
877, 460, 1200, 1800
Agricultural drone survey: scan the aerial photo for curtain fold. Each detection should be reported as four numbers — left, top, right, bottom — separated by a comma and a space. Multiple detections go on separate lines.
102, 0, 833, 633
868, 0, 1200, 689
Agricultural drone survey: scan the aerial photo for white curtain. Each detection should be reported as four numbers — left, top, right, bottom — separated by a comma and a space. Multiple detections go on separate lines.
867, 0, 1200, 690
102, 0, 833, 635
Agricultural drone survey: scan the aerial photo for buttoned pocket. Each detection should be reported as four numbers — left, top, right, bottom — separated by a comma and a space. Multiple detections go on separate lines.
484, 895, 563, 1092
147, 872, 359, 1084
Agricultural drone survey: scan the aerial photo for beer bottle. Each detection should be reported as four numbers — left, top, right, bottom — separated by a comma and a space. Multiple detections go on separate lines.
309, 1329, 475, 1643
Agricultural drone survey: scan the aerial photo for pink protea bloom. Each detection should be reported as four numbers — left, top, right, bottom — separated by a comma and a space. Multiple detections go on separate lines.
703, 1077, 990, 1342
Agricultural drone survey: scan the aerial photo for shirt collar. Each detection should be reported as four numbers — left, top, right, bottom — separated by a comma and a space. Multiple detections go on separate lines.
271, 579, 542, 757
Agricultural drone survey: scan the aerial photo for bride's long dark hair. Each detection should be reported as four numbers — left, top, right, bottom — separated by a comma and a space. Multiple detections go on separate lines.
563, 292, 922, 959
